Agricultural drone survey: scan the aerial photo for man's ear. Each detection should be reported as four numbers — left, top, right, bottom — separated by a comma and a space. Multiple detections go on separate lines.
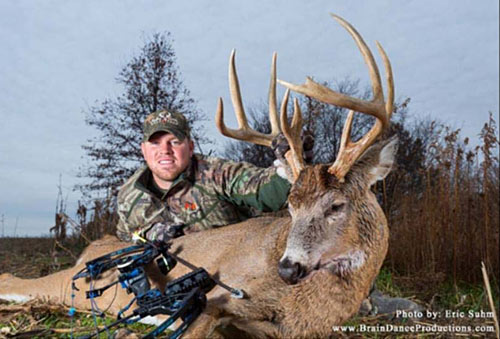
140, 142, 147, 159
188, 139, 194, 157
351, 136, 398, 187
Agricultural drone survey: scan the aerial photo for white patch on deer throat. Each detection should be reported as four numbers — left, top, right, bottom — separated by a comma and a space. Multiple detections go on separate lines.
324, 249, 366, 275
347, 250, 366, 269
0, 294, 32, 303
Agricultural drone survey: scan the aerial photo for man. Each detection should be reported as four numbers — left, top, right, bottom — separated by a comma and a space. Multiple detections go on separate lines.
115, 109, 413, 316
116, 109, 293, 242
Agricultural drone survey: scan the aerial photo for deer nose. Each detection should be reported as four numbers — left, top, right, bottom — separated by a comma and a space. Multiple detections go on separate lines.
278, 257, 306, 285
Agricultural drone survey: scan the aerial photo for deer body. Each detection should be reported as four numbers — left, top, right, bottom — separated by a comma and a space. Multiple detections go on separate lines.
0, 143, 394, 338
1, 14, 398, 338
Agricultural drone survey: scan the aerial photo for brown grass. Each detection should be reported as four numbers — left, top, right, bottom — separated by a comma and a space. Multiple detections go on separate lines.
0, 237, 83, 278
386, 113, 499, 285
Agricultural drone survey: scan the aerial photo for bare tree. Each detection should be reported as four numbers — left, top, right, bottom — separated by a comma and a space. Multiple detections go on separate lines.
78, 33, 209, 198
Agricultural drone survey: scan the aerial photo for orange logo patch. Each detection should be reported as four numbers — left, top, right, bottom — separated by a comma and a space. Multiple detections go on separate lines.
184, 202, 197, 211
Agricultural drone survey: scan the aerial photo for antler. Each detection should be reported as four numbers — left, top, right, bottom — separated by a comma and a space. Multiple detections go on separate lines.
278, 14, 394, 182
215, 50, 280, 147
215, 50, 305, 179
280, 90, 305, 178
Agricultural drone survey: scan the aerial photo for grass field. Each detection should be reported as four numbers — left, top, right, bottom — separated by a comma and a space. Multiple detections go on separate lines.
0, 236, 498, 338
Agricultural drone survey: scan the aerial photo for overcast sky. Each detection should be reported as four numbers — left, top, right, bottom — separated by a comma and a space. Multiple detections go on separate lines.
0, 1, 498, 236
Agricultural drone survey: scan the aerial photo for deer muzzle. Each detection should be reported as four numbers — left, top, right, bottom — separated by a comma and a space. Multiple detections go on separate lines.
278, 257, 307, 285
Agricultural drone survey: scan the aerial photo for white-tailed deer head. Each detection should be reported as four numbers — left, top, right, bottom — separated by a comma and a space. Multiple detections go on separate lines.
215, 14, 396, 285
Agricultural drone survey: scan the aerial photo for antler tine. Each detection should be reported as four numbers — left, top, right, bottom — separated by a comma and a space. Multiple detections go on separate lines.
277, 14, 389, 127
277, 14, 394, 181
280, 89, 305, 180
268, 52, 281, 136
330, 21, 394, 181
215, 49, 281, 147
376, 41, 394, 120
228, 49, 250, 129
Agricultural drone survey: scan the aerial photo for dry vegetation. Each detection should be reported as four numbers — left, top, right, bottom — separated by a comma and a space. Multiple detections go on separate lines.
0, 115, 498, 338
385, 114, 499, 285
0, 237, 81, 279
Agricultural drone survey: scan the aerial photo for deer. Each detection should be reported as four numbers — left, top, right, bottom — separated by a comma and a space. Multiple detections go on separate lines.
0, 14, 397, 338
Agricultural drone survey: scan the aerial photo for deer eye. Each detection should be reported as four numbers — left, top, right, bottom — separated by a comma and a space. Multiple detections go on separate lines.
325, 203, 344, 217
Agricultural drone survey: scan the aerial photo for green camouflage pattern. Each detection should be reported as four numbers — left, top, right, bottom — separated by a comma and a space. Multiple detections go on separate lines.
116, 154, 291, 242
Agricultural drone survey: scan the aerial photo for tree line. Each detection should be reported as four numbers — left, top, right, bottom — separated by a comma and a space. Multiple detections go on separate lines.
52, 31, 498, 285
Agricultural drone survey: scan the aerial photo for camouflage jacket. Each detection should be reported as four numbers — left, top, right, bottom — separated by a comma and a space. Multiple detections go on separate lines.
116, 154, 291, 242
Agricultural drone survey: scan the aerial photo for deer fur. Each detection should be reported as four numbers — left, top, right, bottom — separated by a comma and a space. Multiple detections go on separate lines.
0, 137, 397, 338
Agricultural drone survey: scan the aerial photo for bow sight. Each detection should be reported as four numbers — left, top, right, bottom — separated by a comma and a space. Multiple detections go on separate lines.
70, 240, 234, 338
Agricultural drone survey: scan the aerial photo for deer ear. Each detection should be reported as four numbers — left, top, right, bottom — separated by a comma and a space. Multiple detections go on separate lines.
366, 136, 398, 185
352, 136, 398, 187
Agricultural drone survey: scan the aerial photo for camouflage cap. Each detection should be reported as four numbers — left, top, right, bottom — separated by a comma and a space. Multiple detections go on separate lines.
143, 110, 190, 141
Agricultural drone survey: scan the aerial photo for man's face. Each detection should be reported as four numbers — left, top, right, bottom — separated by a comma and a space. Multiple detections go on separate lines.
141, 132, 194, 189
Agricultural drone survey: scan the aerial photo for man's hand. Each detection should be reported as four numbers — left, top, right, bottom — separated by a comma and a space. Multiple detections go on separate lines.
271, 133, 290, 163
271, 131, 315, 163
143, 222, 185, 242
